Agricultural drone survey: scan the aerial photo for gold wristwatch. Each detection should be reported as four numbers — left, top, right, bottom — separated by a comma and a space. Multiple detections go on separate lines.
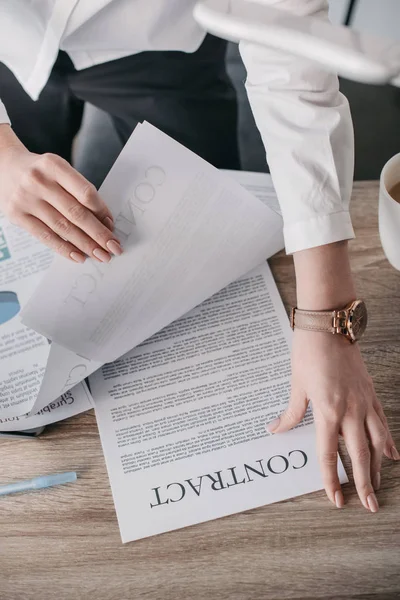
290, 300, 368, 343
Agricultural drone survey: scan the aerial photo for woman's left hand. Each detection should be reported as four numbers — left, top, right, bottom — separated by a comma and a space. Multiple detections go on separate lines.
267, 328, 399, 511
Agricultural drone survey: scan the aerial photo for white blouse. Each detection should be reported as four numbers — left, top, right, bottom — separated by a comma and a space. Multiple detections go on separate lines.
0, 0, 354, 253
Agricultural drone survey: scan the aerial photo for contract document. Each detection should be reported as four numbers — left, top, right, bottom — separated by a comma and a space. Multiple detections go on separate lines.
91, 261, 348, 543
21, 123, 283, 364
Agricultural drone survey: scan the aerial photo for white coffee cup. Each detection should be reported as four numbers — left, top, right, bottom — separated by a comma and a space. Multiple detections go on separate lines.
379, 153, 400, 271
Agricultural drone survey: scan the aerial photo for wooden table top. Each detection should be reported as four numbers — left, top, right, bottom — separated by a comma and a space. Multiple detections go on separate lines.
0, 181, 399, 600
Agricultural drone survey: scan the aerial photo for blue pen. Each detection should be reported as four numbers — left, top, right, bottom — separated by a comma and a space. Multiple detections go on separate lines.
0, 472, 77, 497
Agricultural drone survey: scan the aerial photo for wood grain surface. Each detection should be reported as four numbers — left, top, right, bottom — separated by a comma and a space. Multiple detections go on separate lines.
0, 181, 399, 600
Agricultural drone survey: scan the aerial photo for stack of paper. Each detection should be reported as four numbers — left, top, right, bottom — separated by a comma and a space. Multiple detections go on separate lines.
0, 123, 347, 542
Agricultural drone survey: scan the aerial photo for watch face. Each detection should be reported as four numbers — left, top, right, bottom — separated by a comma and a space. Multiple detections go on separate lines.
348, 300, 368, 341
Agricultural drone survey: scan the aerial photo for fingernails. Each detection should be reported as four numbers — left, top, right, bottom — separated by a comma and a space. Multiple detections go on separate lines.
104, 216, 114, 231
391, 445, 400, 460
93, 248, 111, 263
106, 239, 123, 256
70, 251, 86, 264
367, 492, 379, 513
373, 472, 381, 492
335, 490, 344, 509
266, 417, 280, 433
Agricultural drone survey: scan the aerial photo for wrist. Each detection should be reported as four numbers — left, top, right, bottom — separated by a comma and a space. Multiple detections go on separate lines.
293, 241, 356, 310
0, 124, 23, 153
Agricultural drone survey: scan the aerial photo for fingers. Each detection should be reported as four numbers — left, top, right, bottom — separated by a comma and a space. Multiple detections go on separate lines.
267, 391, 308, 433
42, 154, 114, 225
34, 181, 122, 259
315, 419, 344, 508
372, 397, 399, 461
365, 410, 387, 492
19, 153, 122, 260
36, 202, 113, 263
341, 417, 379, 513
18, 214, 86, 263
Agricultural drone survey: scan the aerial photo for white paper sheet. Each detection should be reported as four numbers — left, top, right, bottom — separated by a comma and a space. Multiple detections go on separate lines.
222, 170, 282, 217
0, 382, 93, 432
91, 262, 347, 543
25, 168, 285, 416
27, 343, 102, 415
21, 123, 284, 364
0, 214, 90, 423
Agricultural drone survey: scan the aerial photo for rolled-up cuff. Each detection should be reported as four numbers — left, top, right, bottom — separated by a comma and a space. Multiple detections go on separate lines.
284, 211, 355, 254
0, 101, 10, 125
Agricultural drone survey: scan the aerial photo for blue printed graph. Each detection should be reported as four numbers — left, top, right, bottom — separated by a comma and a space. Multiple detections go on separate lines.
0, 291, 20, 325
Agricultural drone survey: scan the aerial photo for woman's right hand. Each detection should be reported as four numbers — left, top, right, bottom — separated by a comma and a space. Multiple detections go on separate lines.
0, 124, 123, 263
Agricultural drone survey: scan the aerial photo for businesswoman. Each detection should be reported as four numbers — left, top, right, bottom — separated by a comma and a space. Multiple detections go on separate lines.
0, 0, 397, 512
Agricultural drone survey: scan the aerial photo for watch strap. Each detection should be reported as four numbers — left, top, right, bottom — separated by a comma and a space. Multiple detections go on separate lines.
290, 308, 336, 334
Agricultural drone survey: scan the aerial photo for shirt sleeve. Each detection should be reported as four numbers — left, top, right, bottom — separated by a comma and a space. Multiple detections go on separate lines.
0, 99, 11, 125
239, 0, 355, 254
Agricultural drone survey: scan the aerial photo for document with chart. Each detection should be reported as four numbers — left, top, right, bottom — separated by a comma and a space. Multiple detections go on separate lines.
0, 212, 93, 430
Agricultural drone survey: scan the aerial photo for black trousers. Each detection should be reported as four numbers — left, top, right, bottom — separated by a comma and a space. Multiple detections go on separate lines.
0, 35, 240, 170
